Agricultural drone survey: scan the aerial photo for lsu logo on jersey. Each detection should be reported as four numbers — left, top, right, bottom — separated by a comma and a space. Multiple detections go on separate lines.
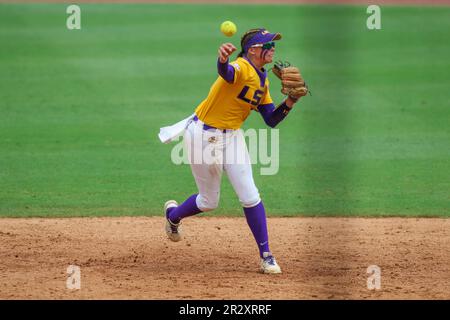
237, 85, 264, 107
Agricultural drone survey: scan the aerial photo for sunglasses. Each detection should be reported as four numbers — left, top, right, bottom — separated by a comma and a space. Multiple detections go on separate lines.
251, 41, 276, 50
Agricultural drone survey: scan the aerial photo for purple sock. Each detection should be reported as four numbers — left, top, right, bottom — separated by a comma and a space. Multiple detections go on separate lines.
167, 194, 202, 224
243, 201, 270, 258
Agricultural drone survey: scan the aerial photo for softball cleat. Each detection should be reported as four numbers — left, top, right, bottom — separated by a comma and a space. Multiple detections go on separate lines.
260, 252, 282, 274
164, 200, 182, 242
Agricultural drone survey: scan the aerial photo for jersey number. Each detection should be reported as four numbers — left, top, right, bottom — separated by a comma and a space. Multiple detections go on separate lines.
238, 86, 263, 106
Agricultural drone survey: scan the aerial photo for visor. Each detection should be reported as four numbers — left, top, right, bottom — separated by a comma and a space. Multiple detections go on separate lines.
244, 29, 282, 52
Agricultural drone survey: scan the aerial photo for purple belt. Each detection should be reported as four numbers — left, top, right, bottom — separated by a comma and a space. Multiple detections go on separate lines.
193, 115, 229, 133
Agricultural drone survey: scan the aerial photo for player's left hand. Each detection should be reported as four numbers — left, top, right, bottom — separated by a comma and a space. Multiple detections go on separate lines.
272, 61, 309, 101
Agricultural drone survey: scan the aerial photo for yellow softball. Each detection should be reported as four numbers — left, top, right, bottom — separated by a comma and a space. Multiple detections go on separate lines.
220, 21, 237, 37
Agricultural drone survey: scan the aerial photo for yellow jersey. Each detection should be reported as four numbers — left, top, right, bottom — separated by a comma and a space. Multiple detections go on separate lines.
195, 57, 273, 130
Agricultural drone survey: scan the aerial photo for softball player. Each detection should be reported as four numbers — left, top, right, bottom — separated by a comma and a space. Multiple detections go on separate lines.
163, 28, 304, 274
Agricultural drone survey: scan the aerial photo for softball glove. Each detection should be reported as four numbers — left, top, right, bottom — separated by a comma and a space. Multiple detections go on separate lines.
272, 61, 309, 101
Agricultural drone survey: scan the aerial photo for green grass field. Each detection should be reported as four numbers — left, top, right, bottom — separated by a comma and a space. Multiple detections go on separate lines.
1, 4, 449, 217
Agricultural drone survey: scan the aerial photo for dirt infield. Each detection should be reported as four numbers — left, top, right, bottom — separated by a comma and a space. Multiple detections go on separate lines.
0, 217, 448, 299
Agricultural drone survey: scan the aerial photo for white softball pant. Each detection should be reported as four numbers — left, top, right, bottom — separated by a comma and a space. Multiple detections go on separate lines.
184, 118, 261, 211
